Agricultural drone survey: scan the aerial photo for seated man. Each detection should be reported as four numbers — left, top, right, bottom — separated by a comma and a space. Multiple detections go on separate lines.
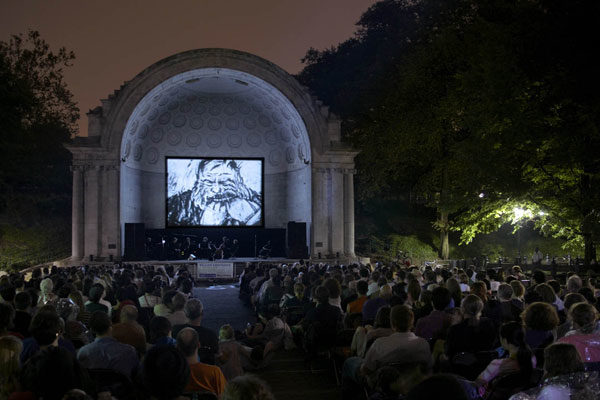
177, 327, 226, 396
343, 305, 431, 384
111, 304, 147, 356
77, 311, 139, 377
415, 286, 453, 344
172, 299, 219, 365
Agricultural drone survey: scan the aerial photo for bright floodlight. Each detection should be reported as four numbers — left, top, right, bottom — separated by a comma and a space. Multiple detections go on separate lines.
513, 207, 525, 220
478, 192, 485, 198
539, 211, 546, 216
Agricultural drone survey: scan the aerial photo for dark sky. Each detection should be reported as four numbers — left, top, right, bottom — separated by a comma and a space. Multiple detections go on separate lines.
1, 0, 377, 135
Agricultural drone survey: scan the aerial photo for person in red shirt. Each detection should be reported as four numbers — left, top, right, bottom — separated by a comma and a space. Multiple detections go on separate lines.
176, 327, 226, 396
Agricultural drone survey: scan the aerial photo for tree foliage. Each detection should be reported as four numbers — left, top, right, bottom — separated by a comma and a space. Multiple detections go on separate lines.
0, 30, 77, 267
298, 0, 600, 263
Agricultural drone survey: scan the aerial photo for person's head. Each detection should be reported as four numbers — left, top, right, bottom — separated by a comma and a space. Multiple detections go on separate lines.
405, 374, 469, 400
183, 298, 203, 321
566, 275, 583, 293
374, 306, 391, 329
119, 304, 138, 323
14, 291, 31, 311
510, 280, 525, 299
0, 302, 15, 334
219, 324, 235, 341
89, 310, 111, 337
323, 278, 341, 299
0, 285, 16, 303
176, 327, 199, 358
293, 283, 305, 299
577, 287, 596, 304
461, 294, 484, 319
431, 286, 451, 311
521, 302, 560, 331
497, 283, 514, 301
314, 286, 330, 305
569, 302, 598, 333
390, 305, 414, 332
0, 335, 22, 381
532, 270, 546, 285
563, 293, 587, 311
499, 322, 533, 373
149, 316, 172, 343
379, 284, 392, 300
221, 374, 275, 400
170, 292, 186, 312
30, 310, 61, 346
470, 281, 487, 301
142, 345, 190, 400
534, 283, 556, 304
356, 280, 369, 296
20, 346, 87, 400
407, 280, 421, 302
40, 278, 54, 295
55, 298, 80, 322
543, 343, 584, 378
88, 284, 104, 303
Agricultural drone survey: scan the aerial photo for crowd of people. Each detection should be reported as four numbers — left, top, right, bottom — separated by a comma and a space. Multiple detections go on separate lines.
0, 260, 599, 400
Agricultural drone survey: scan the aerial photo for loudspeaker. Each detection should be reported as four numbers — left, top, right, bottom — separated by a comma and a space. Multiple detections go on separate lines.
287, 221, 308, 259
124, 223, 145, 260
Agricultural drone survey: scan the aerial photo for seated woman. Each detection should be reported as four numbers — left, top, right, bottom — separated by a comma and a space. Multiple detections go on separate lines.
521, 302, 559, 353
217, 324, 252, 380
558, 302, 600, 365
445, 294, 498, 359
351, 306, 393, 358
474, 322, 535, 396
509, 343, 600, 399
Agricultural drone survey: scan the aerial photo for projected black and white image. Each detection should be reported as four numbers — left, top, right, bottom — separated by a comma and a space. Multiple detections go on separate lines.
167, 158, 263, 227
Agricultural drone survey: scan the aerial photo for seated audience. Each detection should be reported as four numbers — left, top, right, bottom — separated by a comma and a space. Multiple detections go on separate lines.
521, 302, 559, 351
474, 322, 534, 396
141, 344, 190, 400
351, 306, 393, 358
77, 311, 139, 377
221, 375, 275, 400
167, 292, 188, 326
149, 316, 176, 346
84, 284, 108, 314
217, 324, 252, 380
347, 280, 369, 314
13, 292, 32, 338
111, 304, 147, 356
415, 286, 453, 344
177, 327, 227, 396
510, 343, 600, 399
558, 302, 600, 364
445, 294, 497, 360
0, 335, 22, 399
172, 299, 219, 364
362, 285, 392, 324
19, 346, 91, 400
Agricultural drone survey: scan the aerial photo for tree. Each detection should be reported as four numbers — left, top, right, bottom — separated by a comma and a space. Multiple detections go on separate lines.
299, 0, 600, 263
0, 30, 78, 267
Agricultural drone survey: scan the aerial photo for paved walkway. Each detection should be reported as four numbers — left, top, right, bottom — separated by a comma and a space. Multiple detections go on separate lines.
193, 283, 340, 400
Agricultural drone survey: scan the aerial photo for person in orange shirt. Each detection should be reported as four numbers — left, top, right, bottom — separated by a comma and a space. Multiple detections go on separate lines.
177, 327, 227, 396
347, 280, 369, 314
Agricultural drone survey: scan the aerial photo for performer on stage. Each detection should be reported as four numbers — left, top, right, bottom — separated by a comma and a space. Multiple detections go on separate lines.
168, 236, 182, 259
259, 241, 272, 259
197, 237, 211, 260
230, 239, 239, 258
182, 236, 194, 258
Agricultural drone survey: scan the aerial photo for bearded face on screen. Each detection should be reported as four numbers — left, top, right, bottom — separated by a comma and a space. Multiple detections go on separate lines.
188, 160, 261, 225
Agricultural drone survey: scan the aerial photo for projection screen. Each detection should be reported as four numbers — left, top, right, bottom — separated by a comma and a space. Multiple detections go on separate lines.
166, 157, 263, 227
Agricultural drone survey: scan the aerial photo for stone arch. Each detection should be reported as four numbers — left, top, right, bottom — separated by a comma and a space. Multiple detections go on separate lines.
67, 49, 357, 261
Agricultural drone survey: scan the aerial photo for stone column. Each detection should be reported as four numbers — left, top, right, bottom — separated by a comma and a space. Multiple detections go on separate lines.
84, 165, 100, 260
102, 164, 119, 259
344, 169, 356, 257
330, 168, 345, 256
71, 165, 84, 260
311, 167, 328, 257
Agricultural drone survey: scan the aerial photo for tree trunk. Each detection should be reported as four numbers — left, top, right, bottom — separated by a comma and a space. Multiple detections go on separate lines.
584, 232, 596, 267
439, 210, 449, 259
